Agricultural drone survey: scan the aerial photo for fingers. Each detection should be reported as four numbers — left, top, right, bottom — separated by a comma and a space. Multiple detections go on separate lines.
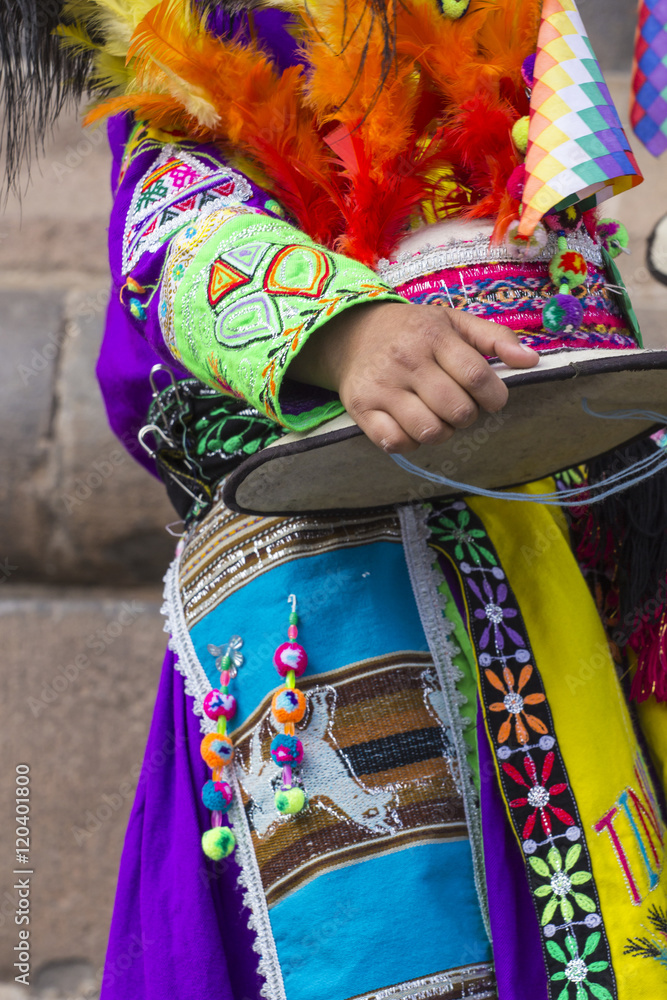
447, 311, 539, 369
430, 332, 510, 413
351, 390, 458, 455
355, 409, 420, 454
416, 366, 480, 429
335, 302, 542, 456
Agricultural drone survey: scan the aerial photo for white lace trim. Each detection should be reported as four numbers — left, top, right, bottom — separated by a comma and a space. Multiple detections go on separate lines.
229, 769, 288, 1000
161, 558, 212, 734
160, 558, 287, 1000
376, 229, 603, 287
398, 505, 490, 942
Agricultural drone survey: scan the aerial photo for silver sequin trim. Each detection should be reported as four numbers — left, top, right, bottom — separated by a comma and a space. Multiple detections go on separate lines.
349, 964, 496, 1000
375, 230, 603, 288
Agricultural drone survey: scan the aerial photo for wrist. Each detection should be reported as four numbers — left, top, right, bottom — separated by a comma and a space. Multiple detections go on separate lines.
288, 301, 406, 391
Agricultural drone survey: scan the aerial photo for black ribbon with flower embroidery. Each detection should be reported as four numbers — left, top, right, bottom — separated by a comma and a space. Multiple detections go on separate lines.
427, 499, 618, 1000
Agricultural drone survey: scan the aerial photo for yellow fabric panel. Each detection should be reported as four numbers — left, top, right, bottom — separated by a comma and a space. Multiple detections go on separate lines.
470, 494, 667, 1000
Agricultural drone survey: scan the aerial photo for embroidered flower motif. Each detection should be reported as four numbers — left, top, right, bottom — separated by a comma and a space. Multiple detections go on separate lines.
435, 509, 497, 566
503, 752, 574, 839
547, 932, 611, 999
468, 578, 524, 650
486, 664, 547, 744
172, 263, 185, 282
531, 844, 596, 926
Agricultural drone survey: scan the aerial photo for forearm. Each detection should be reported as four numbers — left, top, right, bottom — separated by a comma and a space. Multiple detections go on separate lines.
158, 207, 405, 430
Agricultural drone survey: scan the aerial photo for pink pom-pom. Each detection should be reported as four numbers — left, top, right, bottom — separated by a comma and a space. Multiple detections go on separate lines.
273, 641, 308, 678
506, 164, 526, 201
204, 689, 237, 721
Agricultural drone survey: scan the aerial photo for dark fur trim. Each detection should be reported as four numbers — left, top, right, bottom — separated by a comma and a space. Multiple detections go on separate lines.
0, 0, 93, 197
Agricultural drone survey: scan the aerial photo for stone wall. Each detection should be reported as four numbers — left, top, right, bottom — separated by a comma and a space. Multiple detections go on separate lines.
1, 5, 666, 997
0, 114, 175, 998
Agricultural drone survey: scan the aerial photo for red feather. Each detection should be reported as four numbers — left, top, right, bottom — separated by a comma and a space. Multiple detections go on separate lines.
84, 0, 543, 260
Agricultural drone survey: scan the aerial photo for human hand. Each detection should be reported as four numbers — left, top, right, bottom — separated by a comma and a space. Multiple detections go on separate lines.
289, 301, 539, 453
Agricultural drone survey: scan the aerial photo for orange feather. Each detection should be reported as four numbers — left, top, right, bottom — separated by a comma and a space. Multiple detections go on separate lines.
83, 0, 543, 261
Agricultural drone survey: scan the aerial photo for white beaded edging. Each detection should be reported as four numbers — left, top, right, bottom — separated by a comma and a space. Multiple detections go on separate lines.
398, 505, 491, 943
161, 557, 287, 1000
376, 229, 604, 287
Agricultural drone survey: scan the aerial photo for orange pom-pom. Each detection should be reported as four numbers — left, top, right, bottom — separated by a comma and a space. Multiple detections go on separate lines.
271, 687, 306, 724
201, 732, 234, 769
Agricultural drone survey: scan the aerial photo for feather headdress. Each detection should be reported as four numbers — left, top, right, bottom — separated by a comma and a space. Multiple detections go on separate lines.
39, 0, 542, 261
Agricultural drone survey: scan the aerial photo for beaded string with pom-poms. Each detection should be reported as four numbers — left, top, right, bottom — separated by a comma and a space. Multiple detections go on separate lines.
270, 595, 308, 816
541, 227, 588, 334
200, 635, 243, 860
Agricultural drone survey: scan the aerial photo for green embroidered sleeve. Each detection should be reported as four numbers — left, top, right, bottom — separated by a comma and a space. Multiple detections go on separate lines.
159, 206, 406, 430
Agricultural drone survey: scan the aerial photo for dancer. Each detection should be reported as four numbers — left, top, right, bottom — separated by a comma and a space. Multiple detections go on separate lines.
3, 3, 666, 999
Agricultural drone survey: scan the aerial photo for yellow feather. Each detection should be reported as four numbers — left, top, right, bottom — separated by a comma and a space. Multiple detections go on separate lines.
56, 21, 133, 92
55, 22, 99, 52
62, 0, 159, 59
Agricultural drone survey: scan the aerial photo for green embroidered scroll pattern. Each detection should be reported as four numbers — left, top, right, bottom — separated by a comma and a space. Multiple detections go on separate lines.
160, 209, 405, 430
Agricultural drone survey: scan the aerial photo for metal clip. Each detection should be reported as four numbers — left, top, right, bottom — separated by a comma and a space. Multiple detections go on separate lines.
138, 423, 173, 459
150, 363, 181, 400
149, 364, 182, 426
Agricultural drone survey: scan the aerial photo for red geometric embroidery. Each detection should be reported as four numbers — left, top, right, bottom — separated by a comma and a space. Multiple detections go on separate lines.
208, 260, 249, 307
175, 195, 198, 213
264, 245, 331, 298
214, 180, 236, 197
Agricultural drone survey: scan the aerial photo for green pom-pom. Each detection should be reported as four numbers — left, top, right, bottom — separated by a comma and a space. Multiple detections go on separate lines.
597, 218, 629, 258
202, 827, 236, 860
548, 250, 587, 289
275, 787, 306, 815
511, 116, 530, 154
439, 0, 470, 17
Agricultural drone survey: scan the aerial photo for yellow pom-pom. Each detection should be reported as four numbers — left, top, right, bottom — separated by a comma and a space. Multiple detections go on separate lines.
511, 116, 530, 155
439, 0, 470, 18
202, 827, 236, 860
275, 787, 306, 815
